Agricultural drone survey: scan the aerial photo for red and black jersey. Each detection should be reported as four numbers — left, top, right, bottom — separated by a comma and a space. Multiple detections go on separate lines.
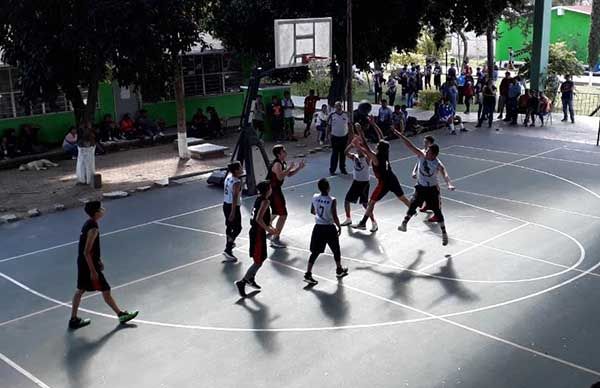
267, 159, 286, 189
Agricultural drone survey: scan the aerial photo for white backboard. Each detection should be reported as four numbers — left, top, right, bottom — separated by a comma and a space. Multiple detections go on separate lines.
274, 17, 332, 69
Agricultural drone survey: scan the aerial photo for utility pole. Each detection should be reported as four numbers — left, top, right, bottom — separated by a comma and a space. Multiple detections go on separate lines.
346, 0, 353, 125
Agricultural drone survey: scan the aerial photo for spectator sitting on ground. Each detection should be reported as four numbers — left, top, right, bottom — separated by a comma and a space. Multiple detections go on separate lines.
1, 128, 19, 159
119, 113, 137, 139
99, 114, 122, 141
400, 105, 423, 136
391, 105, 405, 136
157, 117, 167, 133
206, 106, 224, 138
19, 124, 45, 155
189, 108, 208, 138
137, 109, 163, 139
63, 126, 78, 159
438, 97, 466, 135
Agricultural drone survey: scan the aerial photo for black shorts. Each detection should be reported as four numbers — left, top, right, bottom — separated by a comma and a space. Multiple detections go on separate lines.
304, 110, 314, 124
310, 224, 341, 257
223, 203, 242, 229
77, 260, 110, 292
345, 180, 370, 205
249, 227, 268, 264
411, 185, 442, 213
270, 187, 287, 216
371, 173, 404, 202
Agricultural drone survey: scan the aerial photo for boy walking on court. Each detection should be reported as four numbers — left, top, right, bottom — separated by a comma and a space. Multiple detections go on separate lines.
340, 128, 377, 231
223, 161, 243, 262
396, 134, 455, 246
69, 201, 138, 329
235, 181, 277, 297
304, 178, 348, 285
411, 135, 441, 222
266, 144, 305, 248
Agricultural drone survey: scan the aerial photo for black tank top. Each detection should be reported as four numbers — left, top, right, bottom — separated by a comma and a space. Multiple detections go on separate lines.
250, 197, 271, 230
267, 159, 286, 188
78, 219, 100, 264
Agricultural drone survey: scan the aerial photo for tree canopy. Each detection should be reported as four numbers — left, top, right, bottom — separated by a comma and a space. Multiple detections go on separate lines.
589, 0, 600, 68
0, 0, 205, 124
518, 41, 584, 79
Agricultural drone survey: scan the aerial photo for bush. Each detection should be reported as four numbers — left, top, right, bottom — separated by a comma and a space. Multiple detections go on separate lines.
417, 89, 442, 111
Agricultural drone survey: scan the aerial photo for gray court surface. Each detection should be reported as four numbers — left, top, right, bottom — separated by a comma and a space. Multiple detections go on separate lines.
2, 128, 600, 388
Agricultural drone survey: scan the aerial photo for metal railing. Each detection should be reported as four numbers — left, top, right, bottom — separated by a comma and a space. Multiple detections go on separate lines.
552, 91, 600, 117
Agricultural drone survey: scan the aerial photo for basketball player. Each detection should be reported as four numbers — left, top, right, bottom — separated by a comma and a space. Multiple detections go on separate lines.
304, 178, 348, 285
266, 144, 305, 248
223, 161, 243, 262
235, 181, 277, 297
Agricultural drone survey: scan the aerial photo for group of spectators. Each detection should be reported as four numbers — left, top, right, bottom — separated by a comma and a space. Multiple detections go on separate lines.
188, 106, 224, 139
1, 125, 47, 160
250, 90, 300, 142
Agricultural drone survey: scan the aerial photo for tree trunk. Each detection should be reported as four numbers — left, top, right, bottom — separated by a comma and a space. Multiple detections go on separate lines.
459, 31, 468, 65
174, 56, 190, 159
486, 24, 495, 80
64, 83, 86, 126
588, 0, 600, 86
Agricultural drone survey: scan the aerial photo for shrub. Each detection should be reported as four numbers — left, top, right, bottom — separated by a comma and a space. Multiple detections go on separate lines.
416, 89, 442, 111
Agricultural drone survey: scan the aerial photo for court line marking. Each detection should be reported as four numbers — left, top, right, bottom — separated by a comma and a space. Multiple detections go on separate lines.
417, 222, 531, 272
451, 147, 563, 183
1, 243, 598, 378
0, 352, 52, 388
563, 147, 600, 155
153, 220, 584, 285
0, 150, 442, 265
453, 145, 600, 167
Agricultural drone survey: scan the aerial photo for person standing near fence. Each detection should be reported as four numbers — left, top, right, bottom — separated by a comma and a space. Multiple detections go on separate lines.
282, 91, 297, 141
560, 75, 575, 124
328, 101, 350, 175
76, 122, 96, 185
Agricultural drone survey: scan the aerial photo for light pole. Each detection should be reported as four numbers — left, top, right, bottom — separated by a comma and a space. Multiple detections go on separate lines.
346, 0, 353, 125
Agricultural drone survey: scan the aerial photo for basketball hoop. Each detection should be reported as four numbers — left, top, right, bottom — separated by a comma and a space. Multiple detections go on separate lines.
301, 54, 330, 64
274, 17, 332, 69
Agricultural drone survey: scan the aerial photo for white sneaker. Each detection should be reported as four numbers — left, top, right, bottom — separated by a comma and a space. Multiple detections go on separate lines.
370, 222, 379, 232
159, 131, 165, 136
341, 218, 352, 226
222, 250, 238, 263
319, 140, 324, 145
270, 237, 287, 248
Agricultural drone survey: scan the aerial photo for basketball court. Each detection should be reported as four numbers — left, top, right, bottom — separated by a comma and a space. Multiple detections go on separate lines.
2, 127, 600, 387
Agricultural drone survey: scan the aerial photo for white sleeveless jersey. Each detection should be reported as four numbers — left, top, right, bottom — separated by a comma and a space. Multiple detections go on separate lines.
353, 155, 370, 182
224, 174, 241, 204
416, 156, 441, 187
312, 194, 335, 225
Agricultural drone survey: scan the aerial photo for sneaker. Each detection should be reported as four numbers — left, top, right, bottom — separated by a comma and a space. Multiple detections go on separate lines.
235, 280, 247, 297
460, 128, 468, 132
336, 267, 349, 278
398, 222, 407, 232
450, 130, 457, 135
270, 237, 287, 248
68, 317, 91, 329
497, 114, 503, 120
319, 140, 324, 145
427, 215, 440, 223
118, 310, 139, 324
341, 170, 349, 175
561, 118, 568, 122
304, 272, 318, 285
222, 250, 238, 263
159, 132, 165, 136
246, 278, 262, 290
442, 232, 449, 246
370, 222, 379, 232
351, 222, 367, 230
419, 206, 429, 213
341, 218, 352, 226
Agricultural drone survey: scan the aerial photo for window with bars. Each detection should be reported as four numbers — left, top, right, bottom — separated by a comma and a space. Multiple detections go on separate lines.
0, 66, 89, 120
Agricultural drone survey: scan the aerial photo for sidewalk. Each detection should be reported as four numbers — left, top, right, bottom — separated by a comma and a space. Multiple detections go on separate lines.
0, 127, 324, 220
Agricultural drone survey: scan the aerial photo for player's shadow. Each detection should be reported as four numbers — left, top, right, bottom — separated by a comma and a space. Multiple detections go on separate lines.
346, 226, 387, 255
424, 255, 479, 308
63, 323, 137, 388
304, 281, 350, 326
235, 295, 280, 353
221, 260, 242, 283
269, 250, 301, 278
355, 250, 426, 303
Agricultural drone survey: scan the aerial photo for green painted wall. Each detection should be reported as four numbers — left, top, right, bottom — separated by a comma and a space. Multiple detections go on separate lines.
496, 9, 591, 62
0, 82, 116, 144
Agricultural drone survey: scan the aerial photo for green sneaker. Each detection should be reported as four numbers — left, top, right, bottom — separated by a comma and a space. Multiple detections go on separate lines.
68, 317, 91, 330
118, 310, 139, 324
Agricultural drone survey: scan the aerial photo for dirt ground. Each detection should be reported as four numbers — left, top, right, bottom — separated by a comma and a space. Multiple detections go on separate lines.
0, 127, 322, 219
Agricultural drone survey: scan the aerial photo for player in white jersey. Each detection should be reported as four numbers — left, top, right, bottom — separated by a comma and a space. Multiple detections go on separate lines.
411, 135, 441, 222
340, 130, 377, 231
396, 133, 455, 246
223, 162, 243, 261
304, 178, 348, 285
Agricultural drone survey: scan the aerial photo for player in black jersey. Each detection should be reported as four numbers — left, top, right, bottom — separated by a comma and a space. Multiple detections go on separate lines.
266, 144, 305, 248
69, 201, 138, 329
352, 119, 410, 230
235, 181, 277, 297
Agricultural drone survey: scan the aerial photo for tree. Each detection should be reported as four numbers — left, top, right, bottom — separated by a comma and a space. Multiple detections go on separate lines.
0, 0, 204, 131
518, 41, 585, 80
589, 0, 600, 74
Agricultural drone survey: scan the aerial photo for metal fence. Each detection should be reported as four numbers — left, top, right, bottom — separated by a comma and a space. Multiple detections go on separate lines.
554, 92, 600, 117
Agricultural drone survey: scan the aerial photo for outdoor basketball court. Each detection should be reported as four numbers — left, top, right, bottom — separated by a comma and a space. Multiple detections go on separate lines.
1, 128, 600, 387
